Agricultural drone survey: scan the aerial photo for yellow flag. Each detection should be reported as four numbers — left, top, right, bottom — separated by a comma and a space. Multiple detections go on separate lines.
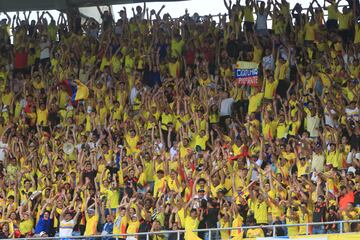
74, 80, 89, 101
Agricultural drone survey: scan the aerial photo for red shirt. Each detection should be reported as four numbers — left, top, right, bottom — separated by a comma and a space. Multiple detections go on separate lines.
14, 51, 28, 69
24, 101, 33, 113
184, 50, 196, 65
339, 191, 354, 210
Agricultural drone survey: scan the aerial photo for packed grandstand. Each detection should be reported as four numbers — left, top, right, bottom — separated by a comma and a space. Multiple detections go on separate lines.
0, 0, 359, 239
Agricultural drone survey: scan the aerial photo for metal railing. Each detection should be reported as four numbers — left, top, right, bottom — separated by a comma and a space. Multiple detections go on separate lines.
14, 219, 360, 240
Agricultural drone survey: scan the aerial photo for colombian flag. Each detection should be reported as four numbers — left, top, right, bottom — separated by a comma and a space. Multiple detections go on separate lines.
62, 80, 89, 102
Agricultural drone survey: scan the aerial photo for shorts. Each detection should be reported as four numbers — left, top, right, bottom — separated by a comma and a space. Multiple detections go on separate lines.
244, 21, 254, 32
256, 29, 268, 36
326, 19, 338, 31
39, 57, 51, 68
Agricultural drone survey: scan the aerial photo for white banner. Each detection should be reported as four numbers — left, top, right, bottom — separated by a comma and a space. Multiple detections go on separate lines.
257, 238, 327, 240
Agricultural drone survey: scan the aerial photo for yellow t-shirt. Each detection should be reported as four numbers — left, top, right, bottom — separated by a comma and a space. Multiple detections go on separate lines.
168, 61, 180, 78
84, 214, 99, 236
304, 23, 318, 41
219, 218, 230, 240
246, 228, 265, 238
184, 216, 199, 231
231, 214, 243, 237
194, 134, 209, 150
276, 121, 289, 139
1, 92, 13, 106
171, 39, 185, 57
338, 12, 352, 30
125, 134, 139, 154
36, 108, 48, 126
275, 60, 289, 81
326, 3, 338, 20
19, 219, 34, 235
153, 175, 166, 198
286, 213, 299, 236
253, 200, 268, 224
127, 220, 140, 234
264, 79, 279, 99
355, 24, 360, 44
243, 6, 254, 22
248, 93, 263, 114
113, 215, 128, 235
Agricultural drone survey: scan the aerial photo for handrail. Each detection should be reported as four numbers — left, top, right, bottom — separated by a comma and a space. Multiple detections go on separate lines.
13, 219, 360, 240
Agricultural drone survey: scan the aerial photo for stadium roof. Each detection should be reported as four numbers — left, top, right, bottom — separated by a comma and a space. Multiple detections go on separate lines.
0, 0, 184, 12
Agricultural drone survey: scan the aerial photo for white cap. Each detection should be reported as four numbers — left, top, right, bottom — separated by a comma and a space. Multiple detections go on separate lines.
1, 105, 7, 112
348, 166, 356, 174
87, 106, 92, 113
66, 105, 74, 111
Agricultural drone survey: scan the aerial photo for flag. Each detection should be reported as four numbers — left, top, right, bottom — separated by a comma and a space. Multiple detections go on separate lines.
184, 230, 202, 240
234, 61, 259, 86
61, 80, 89, 102
73, 80, 89, 101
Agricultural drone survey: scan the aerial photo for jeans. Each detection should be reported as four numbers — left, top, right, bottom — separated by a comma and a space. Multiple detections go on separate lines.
148, 181, 154, 194
312, 225, 325, 234
203, 230, 219, 240
72, 231, 81, 236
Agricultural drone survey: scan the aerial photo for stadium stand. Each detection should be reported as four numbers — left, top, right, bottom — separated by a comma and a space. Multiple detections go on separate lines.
0, 0, 359, 239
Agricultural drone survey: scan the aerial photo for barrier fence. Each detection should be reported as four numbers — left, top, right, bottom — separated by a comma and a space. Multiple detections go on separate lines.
13, 219, 360, 240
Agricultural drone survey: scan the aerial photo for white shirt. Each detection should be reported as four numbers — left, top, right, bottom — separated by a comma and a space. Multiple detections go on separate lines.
262, 55, 274, 71
220, 98, 234, 116
324, 107, 337, 127
306, 115, 321, 137
39, 41, 50, 59
115, 25, 123, 35
0, 141, 8, 162
130, 87, 138, 105
247, 158, 263, 181
59, 219, 75, 237
345, 107, 359, 121
311, 152, 325, 172
170, 146, 178, 160
88, 28, 99, 39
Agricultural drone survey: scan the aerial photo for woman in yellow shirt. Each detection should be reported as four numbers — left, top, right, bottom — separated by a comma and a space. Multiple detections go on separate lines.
125, 204, 141, 237
19, 203, 34, 237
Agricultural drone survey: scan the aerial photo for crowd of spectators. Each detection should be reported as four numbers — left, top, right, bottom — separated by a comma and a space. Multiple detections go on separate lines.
0, 0, 359, 239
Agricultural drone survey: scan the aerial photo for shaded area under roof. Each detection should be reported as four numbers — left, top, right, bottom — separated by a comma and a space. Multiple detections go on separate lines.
0, 0, 185, 12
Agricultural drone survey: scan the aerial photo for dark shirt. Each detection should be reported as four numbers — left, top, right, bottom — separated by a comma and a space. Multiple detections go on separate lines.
354, 191, 360, 206
0, 232, 10, 239
326, 213, 339, 231
48, 111, 60, 127
138, 220, 152, 240
82, 170, 97, 187
226, 40, 239, 59
313, 202, 326, 222
205, 208, 219, 228
349, 133, 360, 150
101, 14, 113, 30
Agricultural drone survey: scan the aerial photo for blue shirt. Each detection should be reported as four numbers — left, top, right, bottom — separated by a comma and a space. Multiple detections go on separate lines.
35, 214, 52, 234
